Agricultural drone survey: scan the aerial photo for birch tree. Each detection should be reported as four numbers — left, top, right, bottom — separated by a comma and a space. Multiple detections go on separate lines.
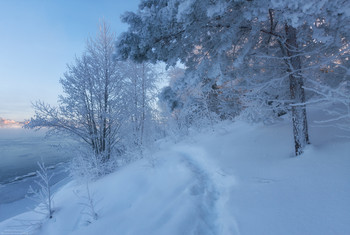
26, 22, 126, 164
121, 61, 159, 148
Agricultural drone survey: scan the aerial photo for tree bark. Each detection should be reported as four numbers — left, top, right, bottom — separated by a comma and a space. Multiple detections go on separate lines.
285, 24, 310, 156
140, 63, 146, 147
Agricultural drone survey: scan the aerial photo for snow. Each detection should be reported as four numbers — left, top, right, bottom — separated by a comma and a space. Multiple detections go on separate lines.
1, 119, 349, 235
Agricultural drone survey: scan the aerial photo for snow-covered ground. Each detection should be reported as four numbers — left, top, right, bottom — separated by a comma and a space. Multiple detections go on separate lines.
0, 163, 69, 222
0, 129, 74, 223
0, 119, 349, 235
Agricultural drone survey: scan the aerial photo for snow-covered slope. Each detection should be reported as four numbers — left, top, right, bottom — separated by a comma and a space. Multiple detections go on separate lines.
1, 120, 349, 235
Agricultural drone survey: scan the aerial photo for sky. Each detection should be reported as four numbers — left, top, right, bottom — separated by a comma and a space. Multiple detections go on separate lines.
0, 0, 140, 122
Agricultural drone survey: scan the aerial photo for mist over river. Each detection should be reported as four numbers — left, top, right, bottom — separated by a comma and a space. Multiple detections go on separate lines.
0, 128, 75, 221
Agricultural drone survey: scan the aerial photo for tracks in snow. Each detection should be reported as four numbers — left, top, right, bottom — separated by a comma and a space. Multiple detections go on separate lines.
173, 146, 240, 235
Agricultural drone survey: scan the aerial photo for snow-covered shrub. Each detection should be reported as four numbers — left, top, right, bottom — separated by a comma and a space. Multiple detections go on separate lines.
74, 182, 99, 224
70, 150, 101, 224
27, 162, 54, 219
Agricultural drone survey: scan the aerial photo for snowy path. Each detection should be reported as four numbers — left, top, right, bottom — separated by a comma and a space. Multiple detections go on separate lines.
1, 121, 349, 235
0, 143, 240, 235
173, 146, 239, 235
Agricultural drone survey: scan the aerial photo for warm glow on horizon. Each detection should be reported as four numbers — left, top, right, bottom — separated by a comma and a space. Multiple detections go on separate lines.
0, 117, 26, 128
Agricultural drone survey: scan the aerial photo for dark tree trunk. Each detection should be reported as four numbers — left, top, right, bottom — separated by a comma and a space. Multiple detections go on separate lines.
285, 24, 310, 156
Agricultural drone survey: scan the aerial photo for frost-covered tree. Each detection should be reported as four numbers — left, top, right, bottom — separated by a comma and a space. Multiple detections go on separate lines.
162, 66, 242, 125
160, 73, 221, 131
71, 151, 100, 223
256, 2, 350, 153
27, 162, 54, 219
120, 62, 159, 148
305, 80, 350, 132
25, 22, 126, 163
116, 0, 350, 156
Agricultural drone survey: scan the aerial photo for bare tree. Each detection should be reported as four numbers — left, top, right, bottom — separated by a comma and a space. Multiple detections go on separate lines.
25, 22, 126, 165
120, 61, 159, 148
27, 162, 54, 219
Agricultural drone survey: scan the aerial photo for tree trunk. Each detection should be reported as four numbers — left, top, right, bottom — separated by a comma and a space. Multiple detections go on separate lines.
285, 24, 310, 156
140, 63, 146, 147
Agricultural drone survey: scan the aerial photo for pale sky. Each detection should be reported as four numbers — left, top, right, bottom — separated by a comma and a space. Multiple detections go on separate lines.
0, 0, 140, 121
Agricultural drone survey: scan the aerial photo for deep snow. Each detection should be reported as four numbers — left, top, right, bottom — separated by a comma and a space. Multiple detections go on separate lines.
0, 119, 349, 235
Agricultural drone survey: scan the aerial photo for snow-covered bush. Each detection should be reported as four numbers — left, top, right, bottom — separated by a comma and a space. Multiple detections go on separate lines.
27, 162, 54, 219
70, 150, 101, 224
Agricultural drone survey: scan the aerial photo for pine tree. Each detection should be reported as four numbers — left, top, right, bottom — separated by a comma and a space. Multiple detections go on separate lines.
116, 0, 350, 156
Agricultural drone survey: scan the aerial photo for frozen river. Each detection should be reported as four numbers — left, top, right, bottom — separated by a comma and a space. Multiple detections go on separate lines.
0, 128, 75, 221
